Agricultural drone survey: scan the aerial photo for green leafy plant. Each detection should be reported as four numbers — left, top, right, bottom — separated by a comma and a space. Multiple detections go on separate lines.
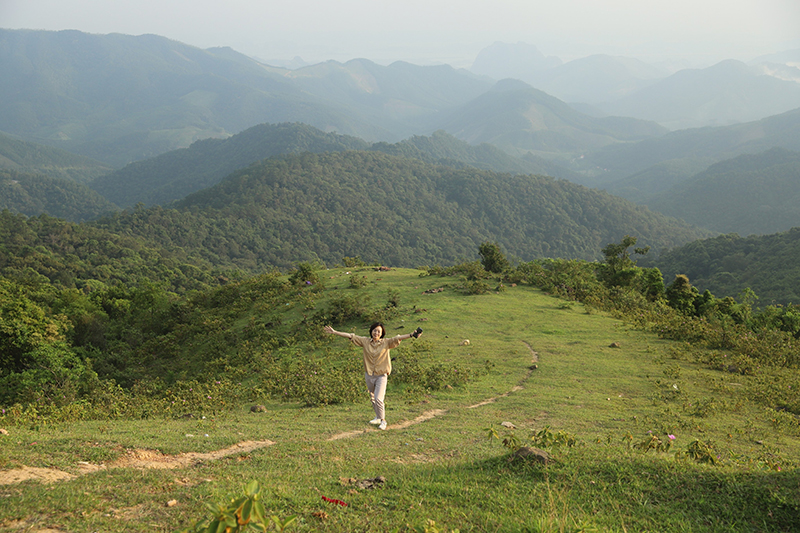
686, 439, 719, 464
530, 426, 577, 448
180, 480, 296, 533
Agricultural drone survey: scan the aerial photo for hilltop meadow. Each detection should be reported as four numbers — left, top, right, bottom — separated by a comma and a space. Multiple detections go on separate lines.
1, 240, 799, 532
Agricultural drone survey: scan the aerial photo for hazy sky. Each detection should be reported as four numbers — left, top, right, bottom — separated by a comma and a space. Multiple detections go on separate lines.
2, 0, 799, 68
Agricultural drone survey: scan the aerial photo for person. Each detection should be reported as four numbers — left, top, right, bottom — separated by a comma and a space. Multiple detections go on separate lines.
324, 322, 422, 430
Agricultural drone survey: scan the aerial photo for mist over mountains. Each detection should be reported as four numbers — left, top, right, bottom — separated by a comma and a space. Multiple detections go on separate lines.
2, 27, 800, 304
3, 29, 799, 171
471, 42, 800, 131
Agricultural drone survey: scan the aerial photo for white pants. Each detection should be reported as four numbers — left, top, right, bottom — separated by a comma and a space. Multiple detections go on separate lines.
365, 373, 388, 420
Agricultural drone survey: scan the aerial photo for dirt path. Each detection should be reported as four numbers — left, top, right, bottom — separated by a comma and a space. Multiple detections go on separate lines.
0, 440, 275, 486
1, 342, 540, 486
468, 342, 538, 408
327, 409, 447, 441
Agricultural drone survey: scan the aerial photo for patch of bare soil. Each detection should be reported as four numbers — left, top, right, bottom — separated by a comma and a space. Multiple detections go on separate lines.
0, 466, 77, 485
0, 440, 275, 486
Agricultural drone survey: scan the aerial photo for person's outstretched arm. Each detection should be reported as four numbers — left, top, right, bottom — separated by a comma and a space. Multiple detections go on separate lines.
324, 325, 354, 339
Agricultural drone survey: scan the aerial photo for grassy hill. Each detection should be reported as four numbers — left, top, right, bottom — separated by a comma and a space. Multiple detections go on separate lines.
0, 130, 111, 183
646, 227, 800, 306
1, 266, 798, 532
0, 169, 118, 222
645, 148, 800, 236
91, 150, 712, 270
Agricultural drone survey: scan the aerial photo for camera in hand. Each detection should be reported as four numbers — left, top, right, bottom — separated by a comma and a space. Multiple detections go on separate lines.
411, 327, 423, 338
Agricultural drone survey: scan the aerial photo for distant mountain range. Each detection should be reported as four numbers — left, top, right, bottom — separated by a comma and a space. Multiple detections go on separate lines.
471, 42, 800, 131
435, 79, 667, 159
586, 107, 800, 186
596, 59, 800, 130
0, 29, 492, 166
5, 29, 798, 173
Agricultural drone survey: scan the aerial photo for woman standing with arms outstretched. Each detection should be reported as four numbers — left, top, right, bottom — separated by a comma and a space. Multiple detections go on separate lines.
324, 322, 422, 430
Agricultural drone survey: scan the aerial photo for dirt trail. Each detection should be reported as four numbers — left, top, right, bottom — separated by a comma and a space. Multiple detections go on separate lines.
327, 409, 447, 441
468, 342, 538, 408
0, 440, 274, 486
1, 342, 540, 485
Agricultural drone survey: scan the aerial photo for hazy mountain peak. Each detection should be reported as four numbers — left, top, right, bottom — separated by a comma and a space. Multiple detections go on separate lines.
489, 78, 536, 92
470, 41, 562, 80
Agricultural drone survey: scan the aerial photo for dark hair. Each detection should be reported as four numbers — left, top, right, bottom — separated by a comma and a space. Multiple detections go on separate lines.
369, 322, 386, 338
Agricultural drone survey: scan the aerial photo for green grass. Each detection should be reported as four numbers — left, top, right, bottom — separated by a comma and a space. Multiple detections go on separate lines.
1, 268, 798, 532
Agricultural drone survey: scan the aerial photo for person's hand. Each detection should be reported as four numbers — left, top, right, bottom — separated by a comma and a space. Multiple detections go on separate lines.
324, 325, 334, 335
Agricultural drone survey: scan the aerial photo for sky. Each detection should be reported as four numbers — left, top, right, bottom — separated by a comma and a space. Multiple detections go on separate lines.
2, 0, 799, 68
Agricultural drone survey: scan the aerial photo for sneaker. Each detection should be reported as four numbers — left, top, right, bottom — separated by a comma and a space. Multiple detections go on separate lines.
369, 418, 381, 425
379, 420, 387, 430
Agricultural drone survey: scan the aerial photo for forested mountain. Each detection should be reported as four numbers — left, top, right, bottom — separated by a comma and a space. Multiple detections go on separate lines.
0, 131, 111, 183
435, 79, 668, 159
89, 123, 370, 207
645, 148, 800, 236
597, 60, 800, 130
581, 107, 800, 187
647, 228, 800, 306
371, 130, 578, 180
603, 157, 717, 203
91, 151, 712, 271
0, 169, 118, 222
89, 123, 578, 209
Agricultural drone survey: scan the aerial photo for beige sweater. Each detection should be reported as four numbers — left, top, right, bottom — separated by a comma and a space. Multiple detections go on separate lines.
350, 334, 403, 376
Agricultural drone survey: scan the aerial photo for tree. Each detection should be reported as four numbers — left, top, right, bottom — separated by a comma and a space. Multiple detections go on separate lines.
598, 235, 650, 288
479, 242, 509, 274
665, 274, 699, 315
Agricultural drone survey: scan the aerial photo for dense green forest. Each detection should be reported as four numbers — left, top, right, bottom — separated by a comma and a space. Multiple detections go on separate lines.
372, 129, 579, 180
646, 227, 800, 306
0, 169, 118, 222
91, 151, 712, 270
0, 210, 223, 294
645, 148, 800, 236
